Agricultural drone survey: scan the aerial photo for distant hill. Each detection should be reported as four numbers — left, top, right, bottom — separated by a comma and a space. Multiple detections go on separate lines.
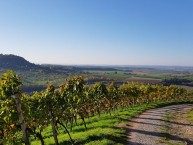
0, 54, 38, 70
0, 54, 76, 74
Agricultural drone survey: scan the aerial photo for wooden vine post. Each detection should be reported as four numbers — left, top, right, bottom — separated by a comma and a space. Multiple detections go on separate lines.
12, 94, 30, 145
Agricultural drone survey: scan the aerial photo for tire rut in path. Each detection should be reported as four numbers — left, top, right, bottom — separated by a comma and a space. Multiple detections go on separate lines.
126, 104, 193, 145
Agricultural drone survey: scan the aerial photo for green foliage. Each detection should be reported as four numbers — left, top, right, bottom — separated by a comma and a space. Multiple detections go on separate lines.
0, 70, 193, 145
0, 70, 22, 98
0, 71, 23, 144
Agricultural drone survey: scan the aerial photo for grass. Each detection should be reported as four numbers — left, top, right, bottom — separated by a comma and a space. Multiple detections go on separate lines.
85, 70, 164, 80
85, 70, 132, 79
187, 109, 193, 123
28, 100, 193, 145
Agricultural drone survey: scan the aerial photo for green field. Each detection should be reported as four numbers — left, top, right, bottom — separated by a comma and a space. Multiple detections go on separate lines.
1, 66, 193, 92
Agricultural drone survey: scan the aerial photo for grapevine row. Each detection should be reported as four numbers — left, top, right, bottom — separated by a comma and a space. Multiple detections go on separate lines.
0, 70, 192, 145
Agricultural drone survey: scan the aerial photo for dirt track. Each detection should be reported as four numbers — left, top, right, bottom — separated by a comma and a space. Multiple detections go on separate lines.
126, 104, 193, 145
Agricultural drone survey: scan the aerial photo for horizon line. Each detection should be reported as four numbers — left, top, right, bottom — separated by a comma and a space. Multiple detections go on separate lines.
39, 63, 193, 68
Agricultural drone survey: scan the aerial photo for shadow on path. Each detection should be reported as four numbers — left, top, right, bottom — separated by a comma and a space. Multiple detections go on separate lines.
125, 104, 193, 145
126, 128, 193, 145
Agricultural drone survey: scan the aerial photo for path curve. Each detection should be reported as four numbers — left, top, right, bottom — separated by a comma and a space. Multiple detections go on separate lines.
126, 104, 193, 145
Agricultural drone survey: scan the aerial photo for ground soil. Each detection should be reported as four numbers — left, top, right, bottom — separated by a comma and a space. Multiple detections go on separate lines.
125, 104, 193, 145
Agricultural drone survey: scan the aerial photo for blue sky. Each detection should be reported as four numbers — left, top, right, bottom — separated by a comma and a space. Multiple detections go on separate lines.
0, 0, 193, 66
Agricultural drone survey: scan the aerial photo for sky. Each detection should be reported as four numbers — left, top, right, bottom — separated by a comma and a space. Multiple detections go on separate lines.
0, 0, 193, 66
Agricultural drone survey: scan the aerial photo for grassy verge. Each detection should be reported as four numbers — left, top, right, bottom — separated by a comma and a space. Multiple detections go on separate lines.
30, 100, 193, 145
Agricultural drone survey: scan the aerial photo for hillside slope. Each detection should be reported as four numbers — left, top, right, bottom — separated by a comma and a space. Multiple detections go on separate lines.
0, 54, 38, 70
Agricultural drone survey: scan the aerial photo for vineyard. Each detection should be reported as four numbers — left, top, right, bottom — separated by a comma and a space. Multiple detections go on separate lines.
0, 70, 193, 145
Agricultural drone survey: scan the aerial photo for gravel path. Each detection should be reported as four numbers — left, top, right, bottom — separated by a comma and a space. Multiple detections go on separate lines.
126, 104, 193, 145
